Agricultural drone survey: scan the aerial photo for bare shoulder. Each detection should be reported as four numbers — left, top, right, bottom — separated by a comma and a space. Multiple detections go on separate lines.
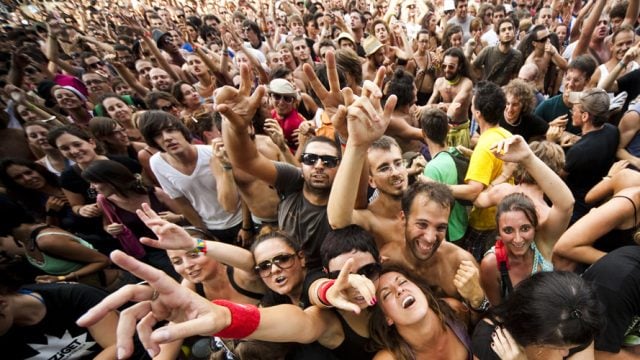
373, 349, 396, 360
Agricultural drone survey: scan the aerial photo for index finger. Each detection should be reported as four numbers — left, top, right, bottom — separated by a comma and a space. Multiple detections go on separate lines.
238, 63, 252, 97
303, 63, 329, 100
325, 50, 340, 93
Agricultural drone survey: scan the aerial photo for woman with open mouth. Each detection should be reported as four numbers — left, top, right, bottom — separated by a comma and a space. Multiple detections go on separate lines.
369, 264, 472, 360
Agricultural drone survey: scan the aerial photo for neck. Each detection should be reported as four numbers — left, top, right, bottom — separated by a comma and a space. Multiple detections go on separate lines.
372, 191, 403, 214
171, 144, 198, 163
425, 139, 446, 158
446, 75, 461, 86
43, 148, 65, 160
198, 72, 213, 85
13, 223, 43, 244
498, 42, 511, 52
76, 155, 105, 170
581, 122, 602, 135
397, 310, 447, 353
302, 184, 330, 206
477, 118, 497, 134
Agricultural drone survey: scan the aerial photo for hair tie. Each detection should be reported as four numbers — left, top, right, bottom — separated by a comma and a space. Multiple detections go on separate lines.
570, 309, 582, 319
134, 173, 144, 190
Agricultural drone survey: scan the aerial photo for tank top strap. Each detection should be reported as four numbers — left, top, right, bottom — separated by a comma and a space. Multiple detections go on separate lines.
611, 195, 638, 228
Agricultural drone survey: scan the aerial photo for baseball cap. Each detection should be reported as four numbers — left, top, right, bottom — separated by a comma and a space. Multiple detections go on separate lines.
268, 78, 299, 98
568, 88, 610, 118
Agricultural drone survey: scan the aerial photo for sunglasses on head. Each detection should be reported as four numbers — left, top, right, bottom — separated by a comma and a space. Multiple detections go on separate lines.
300, 153, 341, 168
328, 262, 382, 281
271, 93, 295, 103
533, 35, 550, 42
254, 253, 297, 278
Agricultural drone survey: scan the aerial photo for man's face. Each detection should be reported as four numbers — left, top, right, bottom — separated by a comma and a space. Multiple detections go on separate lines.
305, 20, 319, 38
270, 92, 296, 117
594, 16, 609, 40
300, 141, 340, 193
339, 39, 355, 51
498, 21, 514, 44
135, 61, 153, 82
404, 194, 450, 261
611, 17, 623, 33
292, 40, 310, 61
149, 68, 174, 92
82, 73, 110, 97
116, 50, 134, 68
84, 56, 107, 74
350, 12, 363, 29
150, 17, 164, 29
153, 128, 189, 155
537, 8, 552, 27
268, 53, 284, 70
290, 21, 305, 37
493, 10, 505, 27
158, 9, 171, 25
319, 46, 335, 61
612, 30, 634, 61
367, 146, 407, 198
371, 49, 386, 67
456, 0, 468, 20
563, 68, 587, 94
442, 55, 460, 80
570, 103, 586, 128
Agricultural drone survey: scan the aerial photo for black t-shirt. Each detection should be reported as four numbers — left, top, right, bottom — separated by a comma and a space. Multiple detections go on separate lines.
582, 246, 640, 353
618, 69, 640, 110
3, 283, 109, 360
564, 123, 619, 222
499, 113, 549, 143
60, 155, 142, 204
274, 162, 331, 271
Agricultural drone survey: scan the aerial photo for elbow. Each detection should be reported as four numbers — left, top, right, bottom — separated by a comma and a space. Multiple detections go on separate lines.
328, 215, 350, 230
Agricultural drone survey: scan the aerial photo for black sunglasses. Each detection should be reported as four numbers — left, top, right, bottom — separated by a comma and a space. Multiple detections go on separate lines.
160, 104, 178, 112
87, 61, 103, 69
534, 35, 550, 42
271, 93, 295, 103
300, 153, 341, 168
254, 253, 297, 278
328, 262, 382, 281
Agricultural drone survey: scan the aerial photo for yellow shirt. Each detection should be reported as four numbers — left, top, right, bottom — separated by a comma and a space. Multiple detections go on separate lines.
465, 126, 513, 230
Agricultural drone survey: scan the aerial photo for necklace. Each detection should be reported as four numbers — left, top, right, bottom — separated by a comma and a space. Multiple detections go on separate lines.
445, 76, 461, 86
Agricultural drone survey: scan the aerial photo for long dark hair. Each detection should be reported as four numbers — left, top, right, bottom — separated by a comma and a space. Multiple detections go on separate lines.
81, 160, 147, 198
0, 158, 61, 215
369, 263, 461, 360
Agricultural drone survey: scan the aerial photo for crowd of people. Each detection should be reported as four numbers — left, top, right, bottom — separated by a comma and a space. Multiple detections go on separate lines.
0, 0, 639, 358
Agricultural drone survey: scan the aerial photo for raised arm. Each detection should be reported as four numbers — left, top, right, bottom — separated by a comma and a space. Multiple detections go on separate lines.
218, 64, 278, 185
209, 138, 240, 213
553, 187, 639, 270
572, 0, 605, 59
492, 136, 574, 247
327, 83, 397, 229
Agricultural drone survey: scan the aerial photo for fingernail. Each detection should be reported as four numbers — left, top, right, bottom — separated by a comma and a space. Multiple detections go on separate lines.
117, 347, 126, 359
147, 348, 157, 358
370, 297, 377, 305
153, 328, 169, 342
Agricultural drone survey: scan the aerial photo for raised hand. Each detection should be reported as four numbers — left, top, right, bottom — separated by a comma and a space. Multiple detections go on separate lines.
490, 135, 533, 164
302, 50, 349, 120
453, 260, 484, 308
491, 326, 527, 360
344, 85, 397, 148
214, 63, 265, 130
136, 203, 197, 251
263, 118, 286, 148
76, 250, 227, 358
325, 259, 377, 314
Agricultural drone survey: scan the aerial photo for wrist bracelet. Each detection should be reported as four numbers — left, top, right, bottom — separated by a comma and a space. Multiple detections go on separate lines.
195, 238, 207, 254
58, 275, 66, 281
212, 299, 260, 339
318, 279, 336, 307
619, 61, 626, 68
470, 296, 490, 312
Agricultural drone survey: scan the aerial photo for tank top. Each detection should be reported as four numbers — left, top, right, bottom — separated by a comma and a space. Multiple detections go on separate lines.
113, 190, 168, 240
597, 61, 640, 88
624, 102, 640, 159
26, 226, 94, 275
485, 241, 553, 274
193, 267, 263, 301
331, 311, 375, 360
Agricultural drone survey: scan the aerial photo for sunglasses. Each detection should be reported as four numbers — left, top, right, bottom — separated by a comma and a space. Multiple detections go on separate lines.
86, 61, 103, 69
533, 35, 550, 42
254, 253, 297, 278
271, 93, 295, 103
300, 153, 341, 168
84, 79, 106, 86
160, 104, 178, 112
407, 4, 416, 9
328, 262, 382, 281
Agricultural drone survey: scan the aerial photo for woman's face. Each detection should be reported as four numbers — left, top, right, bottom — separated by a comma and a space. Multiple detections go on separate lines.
377, 272, 429, 327
279, 48, 293, 63
375, 24, 389, 43
89, 181, 117, 197
104, 125, 130, 148
16, 104, 38, 122
252, 238, 305, 296
5, 164, 46, 190
54, 88, 83, 110
504, 93, 523, 122
555, 26, 567, 45
167, 249, 220, 284
103, 97, 133, 125
450, 31, 463, 48
187, 25, 198, 42
114, 83, 133, 96
327, 251, 379, 309
55, 133, 97, 165
180, 84, 200, 108
25, 124, 53, 151
498, 210, 535, 257
428, 16, 437, 32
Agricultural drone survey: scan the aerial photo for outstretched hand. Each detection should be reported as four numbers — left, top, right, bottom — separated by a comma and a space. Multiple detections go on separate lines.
136, 203, 197, 251
76, 251, 229, 359
325, 259, 377, 314
490, 135, 533, 164
214, 63, 265, 130
343, 84, 397, 148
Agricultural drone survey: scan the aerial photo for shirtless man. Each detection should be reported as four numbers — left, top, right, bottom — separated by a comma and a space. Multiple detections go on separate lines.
525, 25, 568, 93
362, 36, 387, 82
385, 70, 425, 154
292, 37, 314, 90
328, 93, 487, 309
414, 30, 437, 106
427, 47, 474, 148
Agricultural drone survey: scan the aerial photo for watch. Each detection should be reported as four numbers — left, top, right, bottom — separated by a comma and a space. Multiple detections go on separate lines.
471, 296, 490, 312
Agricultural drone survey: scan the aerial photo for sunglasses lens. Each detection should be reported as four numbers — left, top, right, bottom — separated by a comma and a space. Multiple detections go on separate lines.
358, 263, 382, 280
274, 254, 295, 268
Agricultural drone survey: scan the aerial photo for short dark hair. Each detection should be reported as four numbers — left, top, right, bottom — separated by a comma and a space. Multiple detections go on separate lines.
473, 80, 506, 125
568, 55, 597, 80
370, 135, 401, 152
492, 271, 600, 349
138, 110, 192, 150
321, 225, 380, 269
609, 2, 628, 19
401, 181, 454, 216
302, 136, 342, 158
385, 69, 415, 109
270, 66, 293, 81
419, 108, 449, 147
144, 91, 179, 110
47, 125, 96, 149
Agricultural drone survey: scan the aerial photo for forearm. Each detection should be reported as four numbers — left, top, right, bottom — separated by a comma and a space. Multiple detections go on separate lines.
327, 143, 367, 229
216, 169, 240, 213
222, 120, 262, 173
113, 63, 149, 97
449, 182, 483, 202
174, 198, 207, 229
601, 61, 626, 92
522, 155, 573, 210
142, 36, 180, 81
70, 260, 110, 280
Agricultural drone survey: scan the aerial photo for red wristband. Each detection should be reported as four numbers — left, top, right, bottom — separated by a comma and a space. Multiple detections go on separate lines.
318, 279, 336, 307
212, 300, 260, 339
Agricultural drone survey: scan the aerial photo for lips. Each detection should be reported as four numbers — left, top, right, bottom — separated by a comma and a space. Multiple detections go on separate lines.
274, 275, 287, 285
